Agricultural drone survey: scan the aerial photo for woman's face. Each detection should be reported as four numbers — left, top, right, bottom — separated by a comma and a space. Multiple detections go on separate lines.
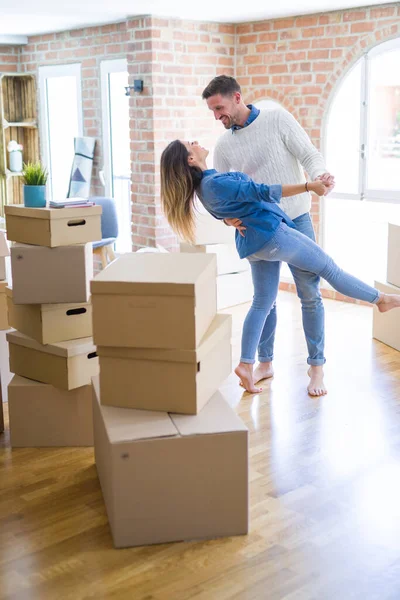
181, 140, 209, 165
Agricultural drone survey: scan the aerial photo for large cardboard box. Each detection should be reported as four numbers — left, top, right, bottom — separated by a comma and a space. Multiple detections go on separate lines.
180, 242, 249, 276
0, 281, 8, 330
190, 203, 235, 245
11, 242, 93, 304
93, 377, 248, 548
0, 230, 9, 280
217, 270, 253, 309
387, 224, 400, 289
5, 204, 102, 248
373, 280, 400, 352
6, 287, 92, 345
8, 375, 93, 447
91, 253, 217, 350
7, 331, 99, 390
98, 313, 232, 414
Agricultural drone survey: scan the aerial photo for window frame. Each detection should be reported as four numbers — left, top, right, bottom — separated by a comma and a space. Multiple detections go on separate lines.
38, 63, 83, 201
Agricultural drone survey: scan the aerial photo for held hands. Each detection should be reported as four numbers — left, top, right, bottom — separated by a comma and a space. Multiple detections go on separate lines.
315, 172, 335, 195
308, 180, 327, 196
224, 218, 246, 237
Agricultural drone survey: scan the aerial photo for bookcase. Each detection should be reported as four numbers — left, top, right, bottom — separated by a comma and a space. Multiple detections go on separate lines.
0, 73, 40, 215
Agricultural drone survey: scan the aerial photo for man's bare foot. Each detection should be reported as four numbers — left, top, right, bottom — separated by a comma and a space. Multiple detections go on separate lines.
377, 293, 400, 313
234, 362, 263, 394
239, 361, 274, 388
307, 366, 327, 397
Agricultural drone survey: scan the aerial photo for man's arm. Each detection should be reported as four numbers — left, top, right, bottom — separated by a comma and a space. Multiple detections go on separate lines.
278, 109, 335, 193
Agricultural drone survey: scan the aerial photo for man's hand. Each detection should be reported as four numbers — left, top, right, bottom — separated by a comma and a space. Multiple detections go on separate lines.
224, 218, 246, 237
315, 172, 335, 195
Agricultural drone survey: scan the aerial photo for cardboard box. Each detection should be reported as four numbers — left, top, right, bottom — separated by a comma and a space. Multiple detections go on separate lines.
91, 253, 217, 350
373, 280, 400, 352
6, 287, 92, 345
180, 242, 249, 276
98, 313, 232, 414
217, 270, 253, 309
189, 202, 235, 245
7, 331, 99, 390
0, 281, 8, 330
8, 375, 93, 447
0, 230, 10, 280
93, 377, 248, 548
11, 243, 93, 304
5, 204, 102, 248
387, 224, 400, 289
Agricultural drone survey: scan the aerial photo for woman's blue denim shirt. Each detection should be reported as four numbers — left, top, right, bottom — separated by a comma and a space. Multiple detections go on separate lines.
197, 169, 295, 259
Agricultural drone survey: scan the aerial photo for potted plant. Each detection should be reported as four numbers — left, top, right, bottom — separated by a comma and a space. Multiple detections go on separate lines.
22, 161, 48, 208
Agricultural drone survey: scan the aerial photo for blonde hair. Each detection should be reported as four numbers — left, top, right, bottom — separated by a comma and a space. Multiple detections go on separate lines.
160, 140, 202, 243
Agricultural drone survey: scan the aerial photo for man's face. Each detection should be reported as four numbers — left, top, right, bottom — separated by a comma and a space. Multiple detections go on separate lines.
206, 92, 241, 129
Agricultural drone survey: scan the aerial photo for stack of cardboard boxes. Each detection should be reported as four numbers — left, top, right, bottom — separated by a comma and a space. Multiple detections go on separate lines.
180, 205, 252, 309
373, 223, 400, 352
4, 204, 102, 447
90, 252, 248, 548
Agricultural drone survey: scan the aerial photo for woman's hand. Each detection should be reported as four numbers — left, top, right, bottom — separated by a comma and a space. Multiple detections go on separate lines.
308, 180, 327, 196
224, 218, 246, 237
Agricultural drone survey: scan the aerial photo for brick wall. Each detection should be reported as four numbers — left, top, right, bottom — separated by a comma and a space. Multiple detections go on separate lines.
126, 16, 235, 250
18, 22, 130, 196
0, 47, 19, 72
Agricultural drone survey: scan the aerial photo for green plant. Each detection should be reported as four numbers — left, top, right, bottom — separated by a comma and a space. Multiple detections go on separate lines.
22, 161, 48, 186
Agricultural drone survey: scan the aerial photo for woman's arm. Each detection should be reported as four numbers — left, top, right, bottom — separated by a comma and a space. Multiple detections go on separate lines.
282, 180, 326, 197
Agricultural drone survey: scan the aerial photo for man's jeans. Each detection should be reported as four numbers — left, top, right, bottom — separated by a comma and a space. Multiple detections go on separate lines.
240, 213, 379, 365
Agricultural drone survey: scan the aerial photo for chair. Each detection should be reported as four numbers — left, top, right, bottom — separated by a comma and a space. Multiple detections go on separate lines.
90, 197, 119, 269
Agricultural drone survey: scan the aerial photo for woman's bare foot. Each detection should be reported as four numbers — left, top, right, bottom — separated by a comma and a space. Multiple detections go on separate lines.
234, 362, 263, 394
253, 361, 274, 384
239, 361, 274, 388
307, 366, 327, 397
377, 293, 400, 313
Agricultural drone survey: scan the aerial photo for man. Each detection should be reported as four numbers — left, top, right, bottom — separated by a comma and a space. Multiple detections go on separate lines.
202, 75, 335, 396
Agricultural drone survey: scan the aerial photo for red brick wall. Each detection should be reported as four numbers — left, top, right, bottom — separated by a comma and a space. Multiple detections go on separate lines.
127, 16, 235, 250
236, 4, 400, 246
0, 47, 19, 72
18, 22, 130, 195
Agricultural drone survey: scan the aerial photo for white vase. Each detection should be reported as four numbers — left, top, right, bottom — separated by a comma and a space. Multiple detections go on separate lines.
9, 150, 23, 173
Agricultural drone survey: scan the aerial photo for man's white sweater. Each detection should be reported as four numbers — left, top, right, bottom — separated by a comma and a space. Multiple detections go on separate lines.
213, 108, 327, 220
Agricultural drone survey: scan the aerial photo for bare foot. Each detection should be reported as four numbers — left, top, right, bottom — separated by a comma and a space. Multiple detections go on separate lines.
307, 366, 327, 397
239, 361, 274, 388
377, 293, 400, 313
234, 362, 263, 394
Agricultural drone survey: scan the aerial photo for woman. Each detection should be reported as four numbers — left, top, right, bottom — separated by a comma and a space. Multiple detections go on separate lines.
160, 140, 400, 394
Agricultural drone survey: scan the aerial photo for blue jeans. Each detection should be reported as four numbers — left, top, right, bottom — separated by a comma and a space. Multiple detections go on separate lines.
241, 220, 380, 364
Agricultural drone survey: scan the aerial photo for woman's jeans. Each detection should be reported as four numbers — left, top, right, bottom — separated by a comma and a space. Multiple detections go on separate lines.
240, 222, 380, 364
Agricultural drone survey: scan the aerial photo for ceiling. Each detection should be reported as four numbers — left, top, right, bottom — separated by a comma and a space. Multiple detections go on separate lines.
0, 0, 397, 37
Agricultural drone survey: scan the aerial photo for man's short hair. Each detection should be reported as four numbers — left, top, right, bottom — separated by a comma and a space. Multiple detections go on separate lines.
201, 75, 241, 100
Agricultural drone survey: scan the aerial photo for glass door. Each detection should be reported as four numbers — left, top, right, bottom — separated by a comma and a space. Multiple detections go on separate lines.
101, 59, 131, 253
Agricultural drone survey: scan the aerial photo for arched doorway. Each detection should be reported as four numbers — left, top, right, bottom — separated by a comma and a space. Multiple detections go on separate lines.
323, 37, 400, 285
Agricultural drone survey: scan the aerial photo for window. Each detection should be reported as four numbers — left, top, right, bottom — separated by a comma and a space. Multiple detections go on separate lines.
324, 38, 400, 285
100, 59, 131, 253
39, 64, 83, 202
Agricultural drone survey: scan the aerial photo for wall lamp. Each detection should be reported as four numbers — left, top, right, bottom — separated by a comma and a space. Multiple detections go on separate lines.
124, 80, 144, 95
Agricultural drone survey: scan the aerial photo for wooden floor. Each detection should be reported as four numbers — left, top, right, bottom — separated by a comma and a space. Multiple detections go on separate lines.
1, 291, 400, 600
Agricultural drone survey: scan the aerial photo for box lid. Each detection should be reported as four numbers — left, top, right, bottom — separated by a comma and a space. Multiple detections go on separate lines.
96, 313, 231, 364
93, 376, 178, 443
170, 391, 248, 436
0, 231, 10, 257
90, 252, 217, 297
5, 204, 102, 221
6, 330, 96, 357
